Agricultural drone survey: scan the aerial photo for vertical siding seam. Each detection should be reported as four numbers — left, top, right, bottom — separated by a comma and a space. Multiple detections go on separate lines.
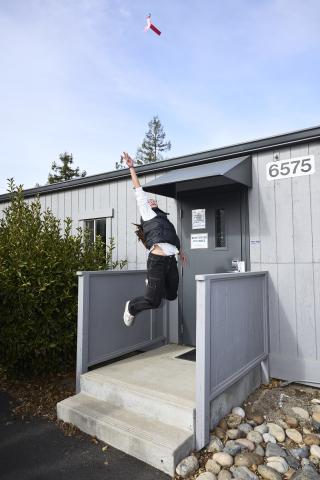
125, 181, 129, 264
273, 152, 278, 265
271, 154, 280, 353
70, 190, 73, 225
256, 153, 261, 266
135, 180, 137, 267
290, 147, 298, 358
308, 144, 317, 359
116, 181, 119, 263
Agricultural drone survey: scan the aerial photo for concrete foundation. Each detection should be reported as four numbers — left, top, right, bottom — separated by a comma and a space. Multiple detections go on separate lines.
210, 365, 261, 429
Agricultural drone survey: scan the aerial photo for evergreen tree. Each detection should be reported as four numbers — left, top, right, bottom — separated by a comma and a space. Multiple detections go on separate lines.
115, 116, 171, 169
48, 152, 86, 184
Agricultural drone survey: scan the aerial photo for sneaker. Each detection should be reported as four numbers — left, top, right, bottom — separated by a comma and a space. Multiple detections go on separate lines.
123, 301, 135, 327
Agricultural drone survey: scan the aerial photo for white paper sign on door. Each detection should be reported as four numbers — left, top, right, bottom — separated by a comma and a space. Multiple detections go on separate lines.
191, 233, 208, 249
192, 209, 206, 229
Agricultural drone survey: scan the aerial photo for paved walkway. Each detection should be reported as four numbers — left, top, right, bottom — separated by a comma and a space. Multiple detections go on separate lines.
0, 391, 171, 480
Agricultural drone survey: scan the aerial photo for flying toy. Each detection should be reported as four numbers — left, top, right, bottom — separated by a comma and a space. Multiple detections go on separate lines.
144, 14, 161, 36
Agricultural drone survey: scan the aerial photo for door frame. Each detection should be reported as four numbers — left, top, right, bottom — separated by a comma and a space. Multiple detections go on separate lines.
176, 184, 250, 345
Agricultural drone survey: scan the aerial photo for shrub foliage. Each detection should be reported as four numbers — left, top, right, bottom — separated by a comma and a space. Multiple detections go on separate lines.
0, 180, 126, 379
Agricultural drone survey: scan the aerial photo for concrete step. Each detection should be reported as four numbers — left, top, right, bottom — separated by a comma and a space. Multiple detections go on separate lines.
80, 370, 195, 432
56, 392, 194, 476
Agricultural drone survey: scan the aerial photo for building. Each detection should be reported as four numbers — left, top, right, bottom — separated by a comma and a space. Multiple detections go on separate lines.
1, 125, 320, 474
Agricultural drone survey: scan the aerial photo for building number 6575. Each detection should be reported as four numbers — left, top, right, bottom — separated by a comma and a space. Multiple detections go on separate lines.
266, 156, 315, 181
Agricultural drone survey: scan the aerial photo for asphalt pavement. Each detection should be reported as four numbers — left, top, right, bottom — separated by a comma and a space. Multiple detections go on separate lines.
0, 390, 171, 480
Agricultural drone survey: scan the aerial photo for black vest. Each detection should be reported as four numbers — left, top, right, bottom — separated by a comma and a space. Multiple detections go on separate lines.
141, 208, 180, 251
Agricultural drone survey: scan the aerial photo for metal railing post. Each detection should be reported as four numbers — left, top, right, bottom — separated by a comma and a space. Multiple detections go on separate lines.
196, 277, 211, 450
76, 272, 90, 394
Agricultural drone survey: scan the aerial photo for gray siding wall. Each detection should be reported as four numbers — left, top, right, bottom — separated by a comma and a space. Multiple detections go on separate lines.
248, 141, 320, 384
0, 171, 178, 271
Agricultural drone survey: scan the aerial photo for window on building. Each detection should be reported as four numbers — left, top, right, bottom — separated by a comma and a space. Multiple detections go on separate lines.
84, 218, 106, 245
215, 209, 226, 248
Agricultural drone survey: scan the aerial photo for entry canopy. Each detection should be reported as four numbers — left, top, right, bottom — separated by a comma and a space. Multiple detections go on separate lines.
143, 155, 252, 198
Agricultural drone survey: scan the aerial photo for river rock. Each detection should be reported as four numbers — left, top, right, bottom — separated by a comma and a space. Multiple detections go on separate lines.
218, 470, 232, 480
267, 457, 289, 474
311, 399, 320, 405
264, 433, 277, 444
289, 447, 309, 459
227, 414, 243, 429
285, 468, 297, 480
176, 455, 199, 478
291, 467, 320, 480
207, 436, 224, 453
266, 442, 287, 458
312, 406, 320, 414
301, 459, 311, 467
286, 416, 300, 428
258, 465, 282, 480
312, 412, 320, 431
218, 418, 228, 431
235, 438, 255, 451
248, 414, 264, 425
278, 419, 290, 430
234, 453, 263, 467
224, 440, 242, 456
309, 456, 319, 466
212, 452, 234, 467
197, 473, 217, 480
304, 435, 320, 446
303, 428, 312, 435
239, 423, 253, 436
247, 431, 263, 444
227, 429, 239, 440
231, 466, 258, 480
206, 459, 221, 475
232, 407, 246, 418
286, 455, 301, 470
255, 445, 265, 457
291, 408, 309, 421
214, 427, 227, 440
286, 429, 303, 444
255, 423, 268, 434
267, 423, 286, 442
310, 445, 320, 459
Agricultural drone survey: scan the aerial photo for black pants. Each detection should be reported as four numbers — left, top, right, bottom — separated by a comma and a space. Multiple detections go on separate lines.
128, 253, 179, 316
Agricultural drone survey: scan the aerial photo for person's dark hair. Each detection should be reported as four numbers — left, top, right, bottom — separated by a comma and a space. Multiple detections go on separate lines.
132, 223, 147, 248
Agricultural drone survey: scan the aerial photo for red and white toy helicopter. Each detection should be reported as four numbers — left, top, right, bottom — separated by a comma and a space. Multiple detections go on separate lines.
144, 14, 161, 36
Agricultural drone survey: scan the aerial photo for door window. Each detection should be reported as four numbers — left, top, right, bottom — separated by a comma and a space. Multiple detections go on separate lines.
215, 208, 226, 248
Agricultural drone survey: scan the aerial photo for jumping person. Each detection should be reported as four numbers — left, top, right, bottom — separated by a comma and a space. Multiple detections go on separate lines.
122, 152, 184, 326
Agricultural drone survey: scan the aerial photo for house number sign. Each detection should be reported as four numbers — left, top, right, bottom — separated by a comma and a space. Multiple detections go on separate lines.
266, 155, 315, 181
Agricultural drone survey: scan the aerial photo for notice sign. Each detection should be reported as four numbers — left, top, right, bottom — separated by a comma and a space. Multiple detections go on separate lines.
191, 233, 208, 249
192, 209, 206, 229
266, 155, 315, 181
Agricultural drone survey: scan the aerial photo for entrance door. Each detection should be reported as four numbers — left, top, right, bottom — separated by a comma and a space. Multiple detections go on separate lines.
179, 186, 247, 346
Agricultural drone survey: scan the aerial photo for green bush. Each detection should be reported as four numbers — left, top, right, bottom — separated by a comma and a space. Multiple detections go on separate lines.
0, 180, 126, 379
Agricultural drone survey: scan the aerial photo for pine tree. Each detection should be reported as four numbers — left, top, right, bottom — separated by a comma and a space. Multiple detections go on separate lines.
115, 116, 171, 169
136, 116, 171, 165
48, 153, 86, 184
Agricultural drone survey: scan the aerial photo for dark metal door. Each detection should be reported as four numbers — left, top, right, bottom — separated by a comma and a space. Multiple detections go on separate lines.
179, 187, 246, 346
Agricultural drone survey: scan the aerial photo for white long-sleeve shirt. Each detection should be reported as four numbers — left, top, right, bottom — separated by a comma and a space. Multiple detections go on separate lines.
135, 187, 179, 256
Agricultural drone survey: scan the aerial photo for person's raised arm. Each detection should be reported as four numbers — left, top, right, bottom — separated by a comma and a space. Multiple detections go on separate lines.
122, 152, 140, 189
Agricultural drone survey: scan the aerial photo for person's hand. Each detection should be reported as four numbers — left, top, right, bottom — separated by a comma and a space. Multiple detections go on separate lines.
122, 152, 134, 169
179, 250, 188, 267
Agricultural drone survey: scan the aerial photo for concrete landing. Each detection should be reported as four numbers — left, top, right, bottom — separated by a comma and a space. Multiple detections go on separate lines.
57, 344, 196, 476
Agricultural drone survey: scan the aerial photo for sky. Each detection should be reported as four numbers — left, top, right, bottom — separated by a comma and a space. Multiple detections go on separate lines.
0, 0, 320, 193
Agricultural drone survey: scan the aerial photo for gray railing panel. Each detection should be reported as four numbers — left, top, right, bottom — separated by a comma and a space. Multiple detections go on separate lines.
210, 276, 265, 388
76, 270, 167, 392
196, 271, 269, 449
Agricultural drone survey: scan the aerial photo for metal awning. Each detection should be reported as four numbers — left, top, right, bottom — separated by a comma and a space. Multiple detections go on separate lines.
143, 156, 252, 198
